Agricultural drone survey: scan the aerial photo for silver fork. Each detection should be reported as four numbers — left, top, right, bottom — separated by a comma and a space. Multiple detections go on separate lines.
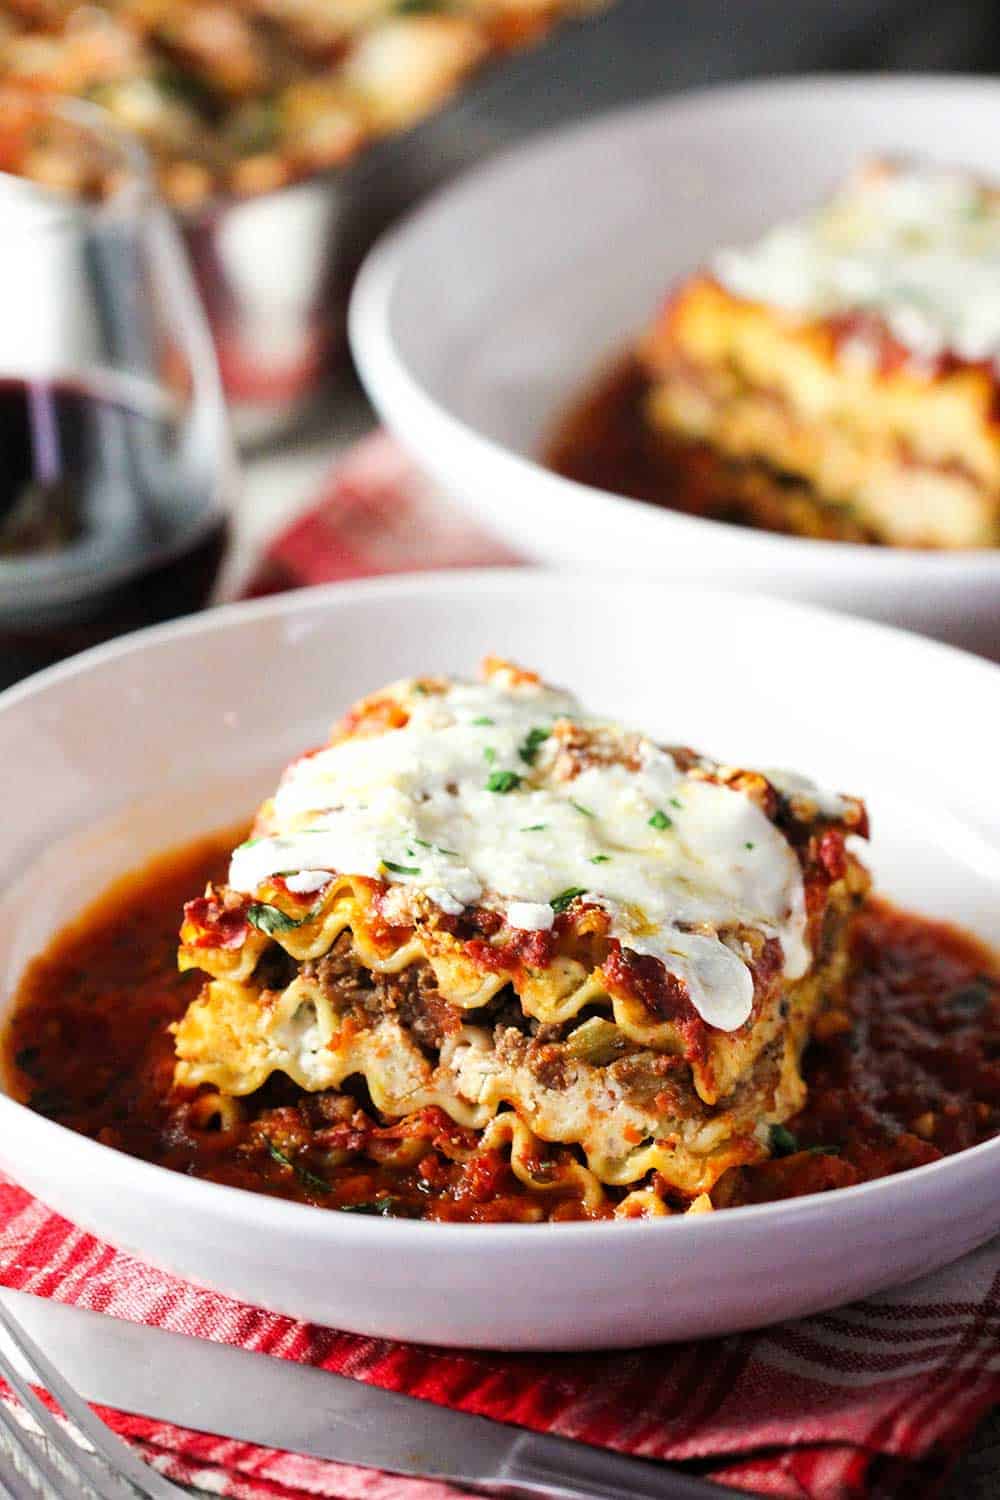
0, 1296, 190, 1499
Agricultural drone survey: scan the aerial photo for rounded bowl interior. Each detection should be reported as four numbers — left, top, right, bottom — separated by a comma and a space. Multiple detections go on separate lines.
0, 569, 998, 1348
350, 76, 1000, 655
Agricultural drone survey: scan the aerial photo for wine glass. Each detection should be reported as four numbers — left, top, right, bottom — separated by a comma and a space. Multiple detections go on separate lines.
0, 91, 236, 687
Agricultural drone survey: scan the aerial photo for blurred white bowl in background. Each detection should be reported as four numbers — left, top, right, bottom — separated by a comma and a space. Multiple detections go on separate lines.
350, 75, 1000, 657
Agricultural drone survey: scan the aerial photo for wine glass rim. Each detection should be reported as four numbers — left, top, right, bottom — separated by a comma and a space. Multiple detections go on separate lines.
0, 89, 155, 222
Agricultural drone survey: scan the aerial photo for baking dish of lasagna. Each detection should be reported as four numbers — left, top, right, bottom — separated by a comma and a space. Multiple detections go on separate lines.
0, 1, 611, 440
0, 0, 605, 207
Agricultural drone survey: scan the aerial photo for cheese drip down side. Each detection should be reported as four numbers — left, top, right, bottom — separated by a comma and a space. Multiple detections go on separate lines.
712, 164, 1000, 367
227, 675, 837, 1033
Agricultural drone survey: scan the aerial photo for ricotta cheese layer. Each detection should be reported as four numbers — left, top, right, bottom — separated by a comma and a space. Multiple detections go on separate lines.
228, 674, 838, 1033
713, 164, 1000, 366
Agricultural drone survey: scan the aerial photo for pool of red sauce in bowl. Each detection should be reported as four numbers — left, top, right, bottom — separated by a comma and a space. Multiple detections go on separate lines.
3, 828, 999, 1221
545, 355, 880, 544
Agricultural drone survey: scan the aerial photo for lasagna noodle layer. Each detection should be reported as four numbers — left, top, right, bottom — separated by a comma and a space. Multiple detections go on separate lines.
174, 860, 865, 1198
640, 276, 1000, 548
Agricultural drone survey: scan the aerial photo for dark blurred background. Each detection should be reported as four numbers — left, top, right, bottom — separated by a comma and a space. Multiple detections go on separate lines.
438, 0, 1000, 151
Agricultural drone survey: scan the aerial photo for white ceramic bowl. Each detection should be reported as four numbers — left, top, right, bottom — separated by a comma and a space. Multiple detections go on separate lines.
1, 570, 999, 1349
350, 76, 1000, 658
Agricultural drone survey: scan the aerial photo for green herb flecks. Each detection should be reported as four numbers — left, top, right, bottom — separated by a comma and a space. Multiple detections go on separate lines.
413, 838, 459, 856
471, 715, 494, 726
486, 770, 521, 794
551, 886, 587, 914
483, 746, 497, 765
518, 725, 551, 766
247, 901, 309, 936
745, 841, 755, 851
265, 1140, 330, 1195
669, 797, 683, 809
648, 809, 673, 830
589, 854, 611, 864
339, 1199, 396, 1215
570, 800, 595, 818
768, 1124, 799, 1157
382, 860, 421, 876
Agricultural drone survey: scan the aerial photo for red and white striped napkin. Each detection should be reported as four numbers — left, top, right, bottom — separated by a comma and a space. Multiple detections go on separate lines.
242, 433, 520, 597
1, 433, 997, 1500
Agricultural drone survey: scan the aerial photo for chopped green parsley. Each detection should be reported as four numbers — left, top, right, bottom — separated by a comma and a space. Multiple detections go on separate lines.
768, 1124, 799, 1157
648, 809, 673, 830
518, 725, 551, 765
265, 1140, 330, 1194
551, 886, 587, 913
570, 800, 595, 818
382, 860, 421, 875
521, 823, 547, 832
471, 715, 495, 726
413, 838, 458, 856
486, 770, 521, 793
589, 854, 611, 864
247, 902, 308, 936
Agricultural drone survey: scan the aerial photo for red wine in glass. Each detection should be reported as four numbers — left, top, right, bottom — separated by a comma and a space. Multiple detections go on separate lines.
0, 96, 234, 690
0, 374, 228, 688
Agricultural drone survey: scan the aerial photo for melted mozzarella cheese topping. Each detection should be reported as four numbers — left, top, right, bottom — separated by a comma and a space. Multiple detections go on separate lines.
714, 164, 1000, 366
228, 676, 832, 1032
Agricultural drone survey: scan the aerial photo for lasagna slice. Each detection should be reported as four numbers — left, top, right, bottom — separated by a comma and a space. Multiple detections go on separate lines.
174, 659, 869, 1214
639, 161, 1000, 548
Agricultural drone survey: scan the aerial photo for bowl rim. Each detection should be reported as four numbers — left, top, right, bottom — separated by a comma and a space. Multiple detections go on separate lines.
1, 565, 999, 1247
350, 71, 1000, 583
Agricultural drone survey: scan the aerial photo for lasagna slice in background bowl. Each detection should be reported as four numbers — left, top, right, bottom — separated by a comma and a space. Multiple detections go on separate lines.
639, 159, 1000, 549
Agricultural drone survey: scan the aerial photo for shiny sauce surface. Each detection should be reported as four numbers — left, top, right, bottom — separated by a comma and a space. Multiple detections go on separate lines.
4, 830, 999, 1220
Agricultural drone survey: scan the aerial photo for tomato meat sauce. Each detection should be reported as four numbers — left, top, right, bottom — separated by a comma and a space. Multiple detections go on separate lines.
4, 831, 999, 1220
546, 355, 881, 544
